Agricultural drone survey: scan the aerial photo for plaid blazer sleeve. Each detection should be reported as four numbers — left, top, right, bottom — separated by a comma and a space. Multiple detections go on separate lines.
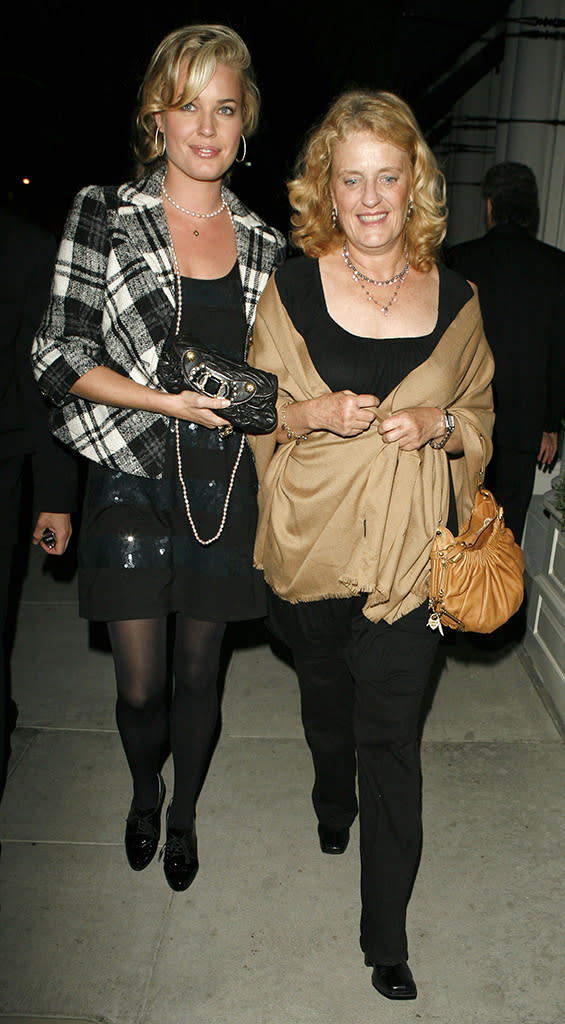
32, 186, 113, 404
29, 178, 285, 478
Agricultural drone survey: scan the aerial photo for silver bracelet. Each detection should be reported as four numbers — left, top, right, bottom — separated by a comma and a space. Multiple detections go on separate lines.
281, 402, 309, 445
428, 409, 455, 450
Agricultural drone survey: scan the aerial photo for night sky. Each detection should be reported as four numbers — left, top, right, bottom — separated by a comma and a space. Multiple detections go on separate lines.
3, 1, 512, 235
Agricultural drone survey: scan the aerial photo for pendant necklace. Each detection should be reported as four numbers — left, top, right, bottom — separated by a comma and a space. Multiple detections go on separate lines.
342, 243, 410, 315
162, 184, 229, 237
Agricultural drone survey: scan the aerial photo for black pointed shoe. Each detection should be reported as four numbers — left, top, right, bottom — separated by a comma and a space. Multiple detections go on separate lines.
317, 823, 350, 855
161, 819, 199, 892
125, 774, 166, 871
370, 962, 417, 1000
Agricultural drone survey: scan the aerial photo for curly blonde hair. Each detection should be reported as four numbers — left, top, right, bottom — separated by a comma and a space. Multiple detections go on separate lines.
134, 24, 260, 171
288, 90, 447, 271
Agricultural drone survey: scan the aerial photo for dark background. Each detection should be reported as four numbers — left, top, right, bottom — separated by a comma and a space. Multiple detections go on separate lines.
2, 0, 513, 236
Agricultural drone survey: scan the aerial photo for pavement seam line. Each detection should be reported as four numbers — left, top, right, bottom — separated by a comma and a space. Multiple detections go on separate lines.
134, 892, 177, 1024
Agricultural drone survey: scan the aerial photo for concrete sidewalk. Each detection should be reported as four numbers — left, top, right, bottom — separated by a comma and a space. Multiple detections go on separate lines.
0, 546, 563, 1024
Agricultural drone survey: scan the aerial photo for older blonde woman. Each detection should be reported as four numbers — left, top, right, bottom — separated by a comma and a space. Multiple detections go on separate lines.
250, 91, 493, 999
32, 25, 285, 891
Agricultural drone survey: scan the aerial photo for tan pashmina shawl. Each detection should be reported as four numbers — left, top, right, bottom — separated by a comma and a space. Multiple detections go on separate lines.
249, 273, 494, 624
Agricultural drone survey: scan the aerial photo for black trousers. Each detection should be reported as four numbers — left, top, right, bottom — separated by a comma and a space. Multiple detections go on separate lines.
270, 593, 439, 965
0, 455, 25, 795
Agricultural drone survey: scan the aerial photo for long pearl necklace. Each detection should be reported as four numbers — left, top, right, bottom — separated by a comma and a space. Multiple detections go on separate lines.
168, 214, 245, 546
162, 184, 228, 237
342, 243, 410, 315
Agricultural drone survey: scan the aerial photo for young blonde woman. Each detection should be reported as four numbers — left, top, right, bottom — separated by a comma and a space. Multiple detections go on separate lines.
32, 25, 285, 892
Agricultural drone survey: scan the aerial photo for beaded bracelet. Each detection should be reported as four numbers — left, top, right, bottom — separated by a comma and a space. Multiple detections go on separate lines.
428, 409, 455, 450
281, 401, 309, 445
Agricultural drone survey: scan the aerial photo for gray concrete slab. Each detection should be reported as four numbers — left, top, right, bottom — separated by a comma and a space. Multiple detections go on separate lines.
222, 641, 303, 738
1, 560, 563, 1024
424, 638, 561, 742
415, 742, 565, 1024
0, 1019, 98, 1024
2, 730, 563, 1023
0, 730, 124, 842
10, 604, 115, 731
0, 843, 172, 1023
138, 738, 565, 1024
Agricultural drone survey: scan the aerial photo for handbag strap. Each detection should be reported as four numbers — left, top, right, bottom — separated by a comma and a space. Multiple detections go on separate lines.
477, 433, 488, 487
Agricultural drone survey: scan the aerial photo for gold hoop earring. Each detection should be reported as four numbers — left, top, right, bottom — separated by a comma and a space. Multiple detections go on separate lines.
235, 135, 247, 164
154, 126, 166, 159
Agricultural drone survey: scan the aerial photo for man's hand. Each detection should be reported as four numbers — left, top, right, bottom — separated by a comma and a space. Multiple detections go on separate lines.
32, 512, 72, 555
537, 431, 558, 468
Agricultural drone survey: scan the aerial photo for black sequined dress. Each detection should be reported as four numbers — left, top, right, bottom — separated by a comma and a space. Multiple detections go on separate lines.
78, 263, 266, 622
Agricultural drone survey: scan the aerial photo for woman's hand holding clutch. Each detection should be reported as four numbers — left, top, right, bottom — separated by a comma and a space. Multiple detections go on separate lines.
167, 389, 232, 430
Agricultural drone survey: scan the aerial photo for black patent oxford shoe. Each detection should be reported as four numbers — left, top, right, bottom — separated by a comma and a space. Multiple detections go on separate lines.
161, 819, 199, 892
370, 961, 417, 1000
125, 774, 165, 871
317, 823, 350, 855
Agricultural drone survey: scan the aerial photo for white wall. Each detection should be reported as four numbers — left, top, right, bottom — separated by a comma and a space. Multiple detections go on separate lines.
442, 0, 565, 250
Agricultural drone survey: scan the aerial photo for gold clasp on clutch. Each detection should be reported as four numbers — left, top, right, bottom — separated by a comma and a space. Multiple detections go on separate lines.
189, 366, 231, 399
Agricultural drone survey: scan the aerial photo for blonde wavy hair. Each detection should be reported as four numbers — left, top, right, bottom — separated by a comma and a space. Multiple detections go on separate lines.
288, 90, 447, 271
134, 24, 260, 171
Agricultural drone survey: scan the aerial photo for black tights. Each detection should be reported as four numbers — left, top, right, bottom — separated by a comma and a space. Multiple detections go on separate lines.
108, 615, 226, 829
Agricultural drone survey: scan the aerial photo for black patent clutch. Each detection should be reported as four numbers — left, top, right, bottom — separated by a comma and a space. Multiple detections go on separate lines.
156, 331, 278, 435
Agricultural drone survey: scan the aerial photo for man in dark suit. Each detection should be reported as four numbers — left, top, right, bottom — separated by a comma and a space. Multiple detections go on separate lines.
0, 206, 78, 798
447, 163, 565, 545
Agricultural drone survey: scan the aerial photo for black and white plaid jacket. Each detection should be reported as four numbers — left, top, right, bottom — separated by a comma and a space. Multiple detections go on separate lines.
32, 169, 286, 477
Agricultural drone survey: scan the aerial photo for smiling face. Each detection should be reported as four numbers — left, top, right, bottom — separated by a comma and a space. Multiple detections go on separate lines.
330, 131, 413, 260
155, 63, 243, 188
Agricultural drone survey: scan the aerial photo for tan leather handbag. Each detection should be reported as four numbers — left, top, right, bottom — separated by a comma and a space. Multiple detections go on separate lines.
427, 486, 525, 634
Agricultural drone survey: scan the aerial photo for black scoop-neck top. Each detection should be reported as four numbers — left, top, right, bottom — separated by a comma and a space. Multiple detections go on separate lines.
274, 256, 472, 397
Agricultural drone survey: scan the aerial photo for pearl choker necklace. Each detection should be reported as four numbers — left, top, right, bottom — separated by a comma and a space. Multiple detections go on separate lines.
162, 184, 227, 219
